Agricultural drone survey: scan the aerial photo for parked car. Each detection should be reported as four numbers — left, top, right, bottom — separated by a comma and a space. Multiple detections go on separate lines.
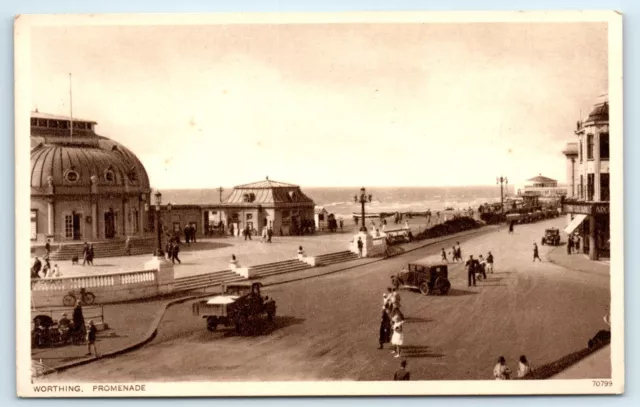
192, 282, 276, 334
391, 261, 451, 296
541, 228, 561, 245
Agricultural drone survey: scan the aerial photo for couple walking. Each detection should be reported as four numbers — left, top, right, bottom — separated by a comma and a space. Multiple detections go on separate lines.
379, 288, 405, 358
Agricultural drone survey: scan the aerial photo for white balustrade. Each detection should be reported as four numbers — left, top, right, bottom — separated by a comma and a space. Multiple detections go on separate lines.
31, 269, 158, 292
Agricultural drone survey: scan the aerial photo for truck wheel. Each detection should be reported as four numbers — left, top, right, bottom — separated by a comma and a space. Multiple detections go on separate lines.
206, 317, 218, 332
419, 282, 429, 295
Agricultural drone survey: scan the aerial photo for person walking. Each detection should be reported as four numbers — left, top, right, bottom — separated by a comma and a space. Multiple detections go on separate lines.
466, 255, 476, 287
172, 242, 181, 264
455, 242, 462, 261
390, 309, 405, 358
267, 227, 273, 243
441, 248, 448, 263
125, 238, 132, 256
567, 235, 574, 255
191, 225, 197, 243
574, 235, 581, 253
493, 356, 512, 380
478, 255, 487, 280
87, 244, 95, 266
378, 308, 392, 350
508, 221, 514, 234
357, 237, 364, 258
533, 242, 542, 262
393, 360, 411, 380
517, 355, 532, 378
45, 239, 51, 257
486, 251, 494, 274
339, 218, 344, 231
383, 287, 393, 311
82, 242, 90, 266
390, 288, 401, 311
86, 320, 98, 357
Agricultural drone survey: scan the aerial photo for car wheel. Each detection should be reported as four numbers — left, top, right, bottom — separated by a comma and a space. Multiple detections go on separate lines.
206, 317, 218, 332
419, 282, 429, 295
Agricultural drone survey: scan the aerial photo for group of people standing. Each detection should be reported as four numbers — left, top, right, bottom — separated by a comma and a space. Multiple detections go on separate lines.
81, 242, 95, 266
493, 355, 532, 380
164, 239, 182, 264
566, 234, 582, 255
184, 224, 197, 245
379, 287, 405, 358
31, 256, 62, 279
260, 227, 274, 243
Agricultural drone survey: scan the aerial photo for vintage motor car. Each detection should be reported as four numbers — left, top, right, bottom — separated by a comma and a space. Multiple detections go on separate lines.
391, 261, 451, 296
541, 228, 560, 245
191, 282, 276, 334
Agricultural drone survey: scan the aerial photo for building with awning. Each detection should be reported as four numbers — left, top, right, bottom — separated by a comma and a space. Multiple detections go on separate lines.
561, 93, 610, 260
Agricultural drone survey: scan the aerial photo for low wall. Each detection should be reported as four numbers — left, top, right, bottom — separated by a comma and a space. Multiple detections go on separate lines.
30, 269, 170, 308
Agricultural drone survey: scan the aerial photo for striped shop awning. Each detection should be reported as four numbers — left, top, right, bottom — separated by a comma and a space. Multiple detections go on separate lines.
564, 214, 587, 234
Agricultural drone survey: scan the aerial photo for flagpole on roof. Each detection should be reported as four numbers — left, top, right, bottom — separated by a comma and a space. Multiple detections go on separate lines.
69, 73, 73, 141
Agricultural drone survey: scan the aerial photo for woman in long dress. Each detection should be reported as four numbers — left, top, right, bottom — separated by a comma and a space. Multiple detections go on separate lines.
378, 308, 391, 350
390, 309, 405, 358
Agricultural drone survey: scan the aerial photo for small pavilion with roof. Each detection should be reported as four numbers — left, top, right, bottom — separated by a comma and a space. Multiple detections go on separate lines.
217, 177, 316, 236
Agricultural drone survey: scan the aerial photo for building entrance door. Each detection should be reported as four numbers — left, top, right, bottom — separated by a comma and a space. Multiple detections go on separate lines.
104, 211, 116, 238
72, 214, 82, 240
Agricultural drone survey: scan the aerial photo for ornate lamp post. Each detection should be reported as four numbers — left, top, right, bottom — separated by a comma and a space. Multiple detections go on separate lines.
154, 191, 164, 256
496, 176, 508, 214
354, 187, 373, 232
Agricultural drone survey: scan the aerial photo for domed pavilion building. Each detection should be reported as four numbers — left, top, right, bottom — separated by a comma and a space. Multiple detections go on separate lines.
218, 178, 316, 236
30, 111, 153, 250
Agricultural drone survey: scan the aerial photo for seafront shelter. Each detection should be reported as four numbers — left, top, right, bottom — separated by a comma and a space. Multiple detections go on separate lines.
217, 178, 316, 236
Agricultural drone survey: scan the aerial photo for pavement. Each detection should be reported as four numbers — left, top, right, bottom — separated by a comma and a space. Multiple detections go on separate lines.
32, 223, 492, 374
37, 217, 612, 382
45, 216, 440, 280
546, 244, 610, 275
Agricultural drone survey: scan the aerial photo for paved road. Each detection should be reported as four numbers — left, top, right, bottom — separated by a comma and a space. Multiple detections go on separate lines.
42, 218, 610, 382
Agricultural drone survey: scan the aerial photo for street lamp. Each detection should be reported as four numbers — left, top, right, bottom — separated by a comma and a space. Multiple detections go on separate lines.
354, 187, 373, 232
496, 176, 508, 214
154, 191, 164, 256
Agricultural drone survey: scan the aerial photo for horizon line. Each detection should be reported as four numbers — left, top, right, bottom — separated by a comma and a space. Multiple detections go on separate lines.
149, 184, 533, 190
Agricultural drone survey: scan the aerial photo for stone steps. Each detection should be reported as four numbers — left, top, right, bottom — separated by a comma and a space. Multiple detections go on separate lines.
46, 238, 156, 261
173, 270, 244, 292
315, 251, 359, 266
250, 259, 312, 279
172, 252, 361, 293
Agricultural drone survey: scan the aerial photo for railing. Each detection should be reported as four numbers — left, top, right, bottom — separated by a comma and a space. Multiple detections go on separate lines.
31, 269, 158, 292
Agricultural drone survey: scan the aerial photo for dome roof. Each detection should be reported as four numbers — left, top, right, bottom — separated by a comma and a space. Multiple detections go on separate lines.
586, 94, 609, 123
30, 135, 150, 192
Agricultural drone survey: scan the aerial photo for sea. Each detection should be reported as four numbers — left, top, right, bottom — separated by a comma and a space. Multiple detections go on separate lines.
160, 186, 515, 219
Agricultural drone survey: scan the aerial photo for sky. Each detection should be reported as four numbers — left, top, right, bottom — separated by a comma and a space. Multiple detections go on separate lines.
30, 22, 608, 188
